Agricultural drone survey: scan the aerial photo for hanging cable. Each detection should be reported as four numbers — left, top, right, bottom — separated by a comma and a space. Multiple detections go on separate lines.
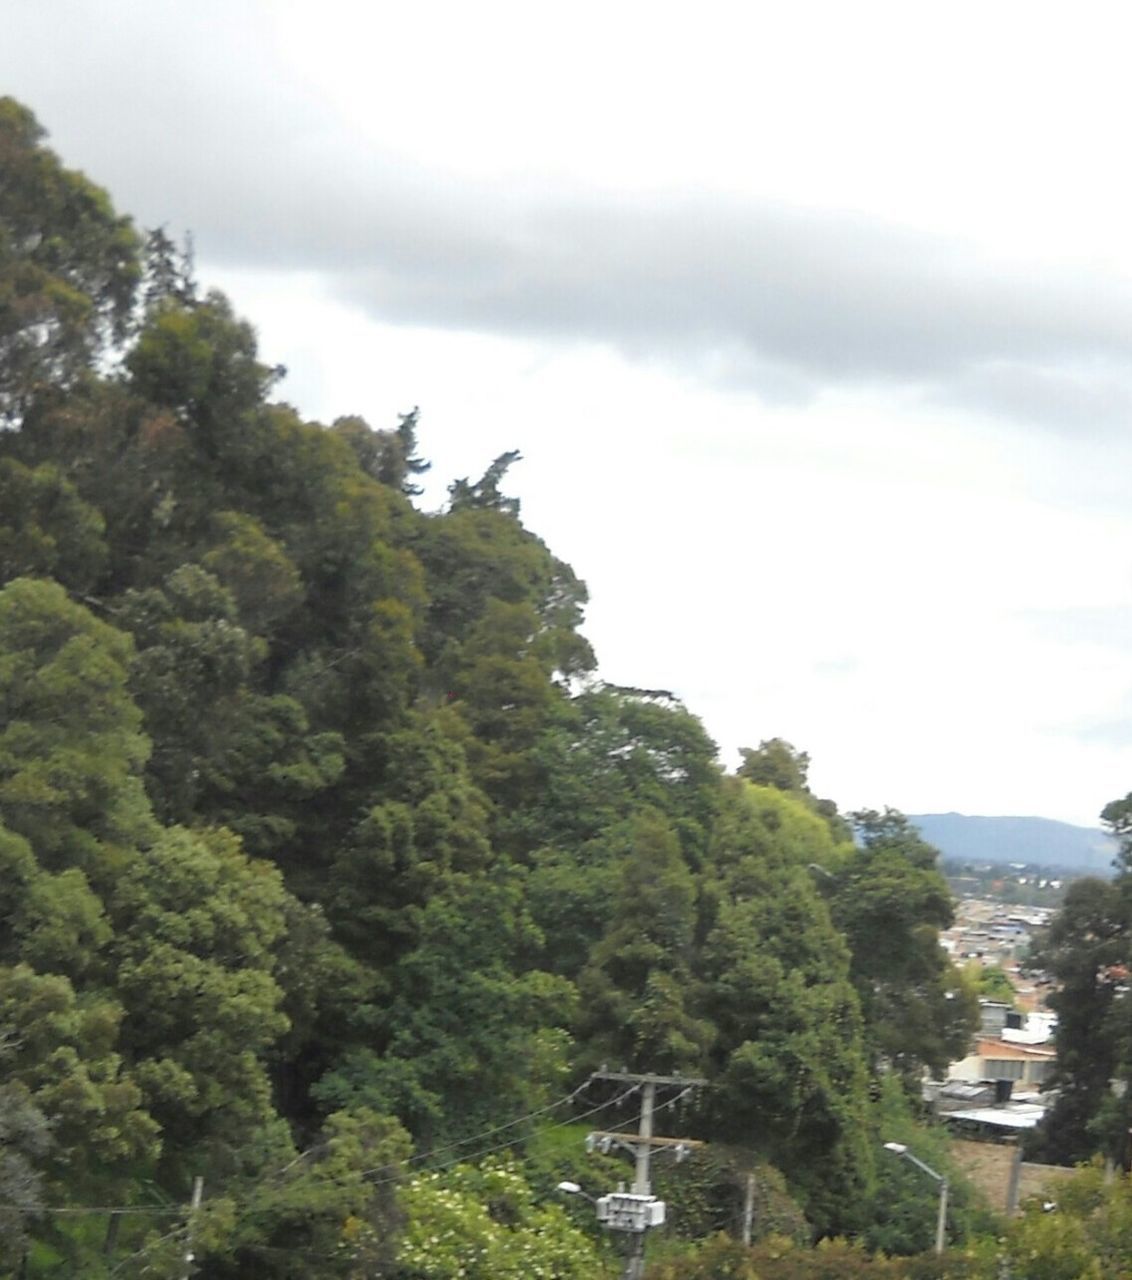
251, 1074, 601, 1194
361, 1082, 642, 1187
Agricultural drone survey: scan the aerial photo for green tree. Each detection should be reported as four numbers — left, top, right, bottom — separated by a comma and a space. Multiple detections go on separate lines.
118, 563, 344, 852
395, 1159, 609, 1280
328, 710, 493, 971
0, 458, 108, 591
696, 781, 873, 1234
831, 809, 976, 1081
0, 98, 139, 424
0, 1039, 50, 1272
738, 738, 811, 792
331, 406, 431, 496
0, 577, 153, 877
186, 1108, 412, 1280
1028, 876, 1127, 1165
110, 826, 294, 1183
0, 964, 159, 1195
314, 867, 575, 1148
576, 810, 712, 1073
737, 738, 848, 839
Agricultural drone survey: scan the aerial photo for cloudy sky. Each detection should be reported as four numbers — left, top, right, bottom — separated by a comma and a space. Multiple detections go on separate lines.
6, 0, 1132, 826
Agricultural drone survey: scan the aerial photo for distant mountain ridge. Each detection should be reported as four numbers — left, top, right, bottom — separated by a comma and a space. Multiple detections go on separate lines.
908, 812, 1117, 873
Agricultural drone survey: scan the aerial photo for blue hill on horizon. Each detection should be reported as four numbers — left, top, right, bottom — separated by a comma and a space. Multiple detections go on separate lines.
908, 811, 1117, 873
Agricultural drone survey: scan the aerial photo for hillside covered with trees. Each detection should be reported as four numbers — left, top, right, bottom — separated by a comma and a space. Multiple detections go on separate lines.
4, 95, 1132, 1279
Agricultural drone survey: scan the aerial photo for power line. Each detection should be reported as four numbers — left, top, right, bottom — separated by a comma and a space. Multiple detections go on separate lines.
0, 1204, 181, 1216
10, 1077, 648, 1270
399, 1075, 599, 1169
216, 1077, 639, 1241
600, 1084, 698, 1136
580, 1072, 706, 1280
108, 1222, 191, 1278
251, 1075, 601, 1196
360, 1083, 641, 1187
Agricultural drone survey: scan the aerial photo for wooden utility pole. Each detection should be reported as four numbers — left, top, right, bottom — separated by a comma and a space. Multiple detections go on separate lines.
590, 1072, 705, 1280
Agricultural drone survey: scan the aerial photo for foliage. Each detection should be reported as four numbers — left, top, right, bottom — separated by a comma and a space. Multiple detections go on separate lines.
862, 1076, 991, 1257
832, 809, 977, 1081
696, 781, 873, 1233
1027, 875, 1128, 1164
0, 576, 153, 875
394, 1159, 610, 1280
0, 99, 1011, 1276
0, 1040, 50, 1271
0, 98, 139, 424
968, 961, 1016, 1007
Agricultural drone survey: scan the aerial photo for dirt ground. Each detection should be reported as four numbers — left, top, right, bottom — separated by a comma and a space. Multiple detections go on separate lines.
950, 1138, 1080, 1213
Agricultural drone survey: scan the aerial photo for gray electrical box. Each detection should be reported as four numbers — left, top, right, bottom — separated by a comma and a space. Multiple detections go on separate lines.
595, 1193, 666, 1233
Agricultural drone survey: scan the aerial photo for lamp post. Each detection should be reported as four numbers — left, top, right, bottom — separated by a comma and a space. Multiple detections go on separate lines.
556, 1181, 596, 1203
883, 1142, 948, 1255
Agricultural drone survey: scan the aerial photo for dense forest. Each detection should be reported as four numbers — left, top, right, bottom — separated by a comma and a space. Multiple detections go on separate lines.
4, 96, 1132, 1278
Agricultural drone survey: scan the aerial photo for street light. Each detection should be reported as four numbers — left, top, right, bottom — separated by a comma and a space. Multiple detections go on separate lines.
556, 1181, 597, 1204
883, 1142, 949, 1255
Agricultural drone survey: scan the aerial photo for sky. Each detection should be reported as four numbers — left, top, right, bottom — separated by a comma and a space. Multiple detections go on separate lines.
5, 0, 1132, 826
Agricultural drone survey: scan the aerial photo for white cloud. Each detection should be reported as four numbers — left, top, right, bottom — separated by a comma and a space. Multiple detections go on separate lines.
6, 0, 1132, 825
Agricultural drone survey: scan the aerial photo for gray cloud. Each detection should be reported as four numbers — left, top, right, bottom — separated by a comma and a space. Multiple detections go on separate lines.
7, 1, 1132, 430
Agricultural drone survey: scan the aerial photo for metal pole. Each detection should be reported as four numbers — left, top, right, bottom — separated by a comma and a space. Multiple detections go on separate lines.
623, 1235, 646, 1280
742, 1171, 755, 1246
181, 1176, 204, 1280
622, 1081, 656, 1280
1005, 1142, 1023, 1216
935, 1179, 949, 1256
634, 1081, 655, 1195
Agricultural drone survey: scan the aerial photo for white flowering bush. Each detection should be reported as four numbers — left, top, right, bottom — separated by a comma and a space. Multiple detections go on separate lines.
395, 1159, 610, 1279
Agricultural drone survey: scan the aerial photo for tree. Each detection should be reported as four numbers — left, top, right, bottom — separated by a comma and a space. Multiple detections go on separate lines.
314, 867, 575, 1149
1101, 793, 1132, 871
187, 1108, 412, 1280
1028, 876, 1127, 1165
327, 710, 493, 971
110, 825, 295, 1183
0, 964, 159, 1195
738, 738, 811, 792
737, 738, 848, 839
117, 563, 345, 852
0, 458, 108, 591
447, 449, 523, 515
0, 98, 140, 424
332, 406, 431, 497
576, 810, 712, 1073
0, 577, 153, 877
395, 1159, 609, 1280
0, 1038, 50, 1272
696, 780, 874, 1234
831, 810, 976, 1081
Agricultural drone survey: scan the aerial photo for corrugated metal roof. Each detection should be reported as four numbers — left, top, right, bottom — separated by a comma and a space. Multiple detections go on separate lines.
945, 1107, 1044, 1130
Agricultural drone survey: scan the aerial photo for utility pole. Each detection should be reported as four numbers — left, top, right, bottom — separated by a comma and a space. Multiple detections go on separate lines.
741, 1172, 756, 1246
180, 1176, 204, 1280
589, 1071, 705, 1280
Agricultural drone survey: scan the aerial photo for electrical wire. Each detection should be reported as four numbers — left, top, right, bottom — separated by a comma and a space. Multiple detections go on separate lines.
598, 1084, 699, 1137
359, 1082, 642, 1187
0, 1204, 181, 1216
108, 1222, 191, 1278
398, 1074, 600, 1169
212, 1075, 638, 1239
252, 1074, 602, 1193
5, 1077, 665, 1269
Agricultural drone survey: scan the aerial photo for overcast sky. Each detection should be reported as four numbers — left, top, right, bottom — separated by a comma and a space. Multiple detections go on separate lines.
6, 0, 1132, 826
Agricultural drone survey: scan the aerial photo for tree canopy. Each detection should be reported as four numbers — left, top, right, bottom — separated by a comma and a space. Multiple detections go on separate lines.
0, 98, 1011, 1278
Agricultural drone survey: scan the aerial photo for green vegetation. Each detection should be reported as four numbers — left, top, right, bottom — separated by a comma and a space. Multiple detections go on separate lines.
3, 94, 1132, 1277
